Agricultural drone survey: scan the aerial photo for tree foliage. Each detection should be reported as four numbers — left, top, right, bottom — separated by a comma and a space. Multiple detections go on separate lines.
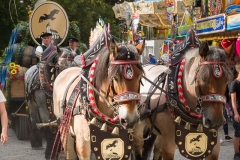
0, 0, 134, 55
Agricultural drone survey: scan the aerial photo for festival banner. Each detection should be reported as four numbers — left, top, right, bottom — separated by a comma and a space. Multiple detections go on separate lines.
195, 14, 225, 35
226, 13, 240, 30
177, 25, 193, 37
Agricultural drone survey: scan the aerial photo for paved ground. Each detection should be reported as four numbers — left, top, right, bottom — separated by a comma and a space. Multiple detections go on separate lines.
0, 123, 235, 160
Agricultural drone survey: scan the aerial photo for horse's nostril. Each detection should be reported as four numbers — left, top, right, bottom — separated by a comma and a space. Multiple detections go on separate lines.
206, 118, 211, 125
120, 118, 127, 126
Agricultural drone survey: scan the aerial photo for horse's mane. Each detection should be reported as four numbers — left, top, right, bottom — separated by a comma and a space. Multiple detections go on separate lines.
93, 44, 144, 90
59, 48, 75, 58
57, 48, 77, 68
195, 46, 233, 84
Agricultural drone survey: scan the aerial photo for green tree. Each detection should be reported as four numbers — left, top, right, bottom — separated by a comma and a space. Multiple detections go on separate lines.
0, 0, 134, 54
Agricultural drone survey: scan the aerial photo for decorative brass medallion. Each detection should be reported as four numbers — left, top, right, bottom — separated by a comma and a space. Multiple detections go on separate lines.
101, 138, 124, 160
185, 133, 208, 157
29, 1, 69, 46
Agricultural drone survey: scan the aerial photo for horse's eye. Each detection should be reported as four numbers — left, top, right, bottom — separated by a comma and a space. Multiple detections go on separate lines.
113, 76, 118, 82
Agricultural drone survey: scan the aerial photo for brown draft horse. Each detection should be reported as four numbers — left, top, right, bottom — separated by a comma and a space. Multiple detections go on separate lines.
133, 41, 233, 160
52, 40, 145, 159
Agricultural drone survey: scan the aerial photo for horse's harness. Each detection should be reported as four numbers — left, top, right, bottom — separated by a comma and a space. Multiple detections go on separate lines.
77, 59, 142, 127
141, 57, 228, 135
57, 50, 143, 160
109, 60, 141, 111
193, 61, 227, 109
55, 46, 143, 127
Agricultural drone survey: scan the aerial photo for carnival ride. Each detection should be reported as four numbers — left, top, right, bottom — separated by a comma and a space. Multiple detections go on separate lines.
113, 0, 240, 64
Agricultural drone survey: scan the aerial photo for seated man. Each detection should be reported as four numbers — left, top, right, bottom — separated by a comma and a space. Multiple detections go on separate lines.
149, 53, 156, 64
66, 37, 81, 56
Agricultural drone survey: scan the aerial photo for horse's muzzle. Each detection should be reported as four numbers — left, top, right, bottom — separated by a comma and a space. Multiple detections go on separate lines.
120, 117, 140, 129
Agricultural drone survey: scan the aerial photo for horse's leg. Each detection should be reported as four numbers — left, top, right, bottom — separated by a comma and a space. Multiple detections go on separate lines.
62, 125, 77, 160
133, 120, 147, 159
37, 94, 58, 159
44, 127, 58, 159
73, 115, 91, 160
142, 127, 157, 160
160, 133, 176, 160
28, 100, 42, 149
154, 112, 176, 160
205, 138, 220, 160
153, 135, 163, 160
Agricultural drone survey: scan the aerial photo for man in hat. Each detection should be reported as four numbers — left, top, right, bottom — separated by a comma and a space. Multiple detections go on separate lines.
35, 32, 53, 86
66, 37, 81, 56
35, 32, 53, 58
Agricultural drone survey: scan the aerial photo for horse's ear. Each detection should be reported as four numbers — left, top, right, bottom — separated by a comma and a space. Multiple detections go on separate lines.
57, 46, 61, 53
136, 39, 145, 55
109, 38, 118, 56
199, 41, 209, 58
56, 47, 62, 56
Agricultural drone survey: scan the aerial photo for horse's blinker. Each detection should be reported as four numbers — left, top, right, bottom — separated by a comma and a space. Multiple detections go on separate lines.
212, 64, 223, 78
124, 64, 134, 79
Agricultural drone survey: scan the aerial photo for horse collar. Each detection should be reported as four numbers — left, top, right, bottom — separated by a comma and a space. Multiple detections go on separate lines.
167, 58, 202, 124
88, 58, 120, 124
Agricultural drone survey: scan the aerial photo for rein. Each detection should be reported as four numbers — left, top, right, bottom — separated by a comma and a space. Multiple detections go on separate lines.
81, 75, 113, 108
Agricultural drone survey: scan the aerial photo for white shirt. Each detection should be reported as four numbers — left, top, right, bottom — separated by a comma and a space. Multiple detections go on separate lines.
36, 43, 47, 53
70, 47, 77, 56
0, 90, 6, 102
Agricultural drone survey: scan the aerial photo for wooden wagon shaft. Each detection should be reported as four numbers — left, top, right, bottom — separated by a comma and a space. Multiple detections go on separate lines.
11, 113, 29, 118
36, 120, 58, 129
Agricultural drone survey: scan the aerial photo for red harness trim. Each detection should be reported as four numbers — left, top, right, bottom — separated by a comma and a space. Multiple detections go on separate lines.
177, 58, 203, 119
88, 58, 119, 124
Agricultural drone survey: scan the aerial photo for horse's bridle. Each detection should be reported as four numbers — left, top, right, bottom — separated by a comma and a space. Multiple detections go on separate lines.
110, 60, 141, 103
194, 61, 227, 109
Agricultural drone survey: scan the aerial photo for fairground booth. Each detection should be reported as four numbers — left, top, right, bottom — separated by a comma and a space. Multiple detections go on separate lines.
113, 0, 240, 64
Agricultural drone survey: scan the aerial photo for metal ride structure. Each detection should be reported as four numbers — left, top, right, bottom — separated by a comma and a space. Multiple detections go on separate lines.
113, 0, 202, 64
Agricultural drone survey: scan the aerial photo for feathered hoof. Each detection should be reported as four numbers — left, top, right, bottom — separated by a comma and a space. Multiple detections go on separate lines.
32, 146, 43, 150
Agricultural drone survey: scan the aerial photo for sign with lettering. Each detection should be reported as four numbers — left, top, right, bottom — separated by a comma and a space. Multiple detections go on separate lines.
182, 0, 194, 7
226, 13, 240, 30
178, 25, 193, 37
195, 14, 225, 35
29, 1, 69, 46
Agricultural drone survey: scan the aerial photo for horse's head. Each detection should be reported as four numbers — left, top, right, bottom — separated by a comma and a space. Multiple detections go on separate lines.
195, 41, 233, 128
94, 39, 145, 129
56, 48, 76, 72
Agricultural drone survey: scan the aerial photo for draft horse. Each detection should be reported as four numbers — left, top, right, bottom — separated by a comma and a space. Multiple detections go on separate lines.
52, 39, 145, 160
134, 41, 233, 160
24, 46, 76, 159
